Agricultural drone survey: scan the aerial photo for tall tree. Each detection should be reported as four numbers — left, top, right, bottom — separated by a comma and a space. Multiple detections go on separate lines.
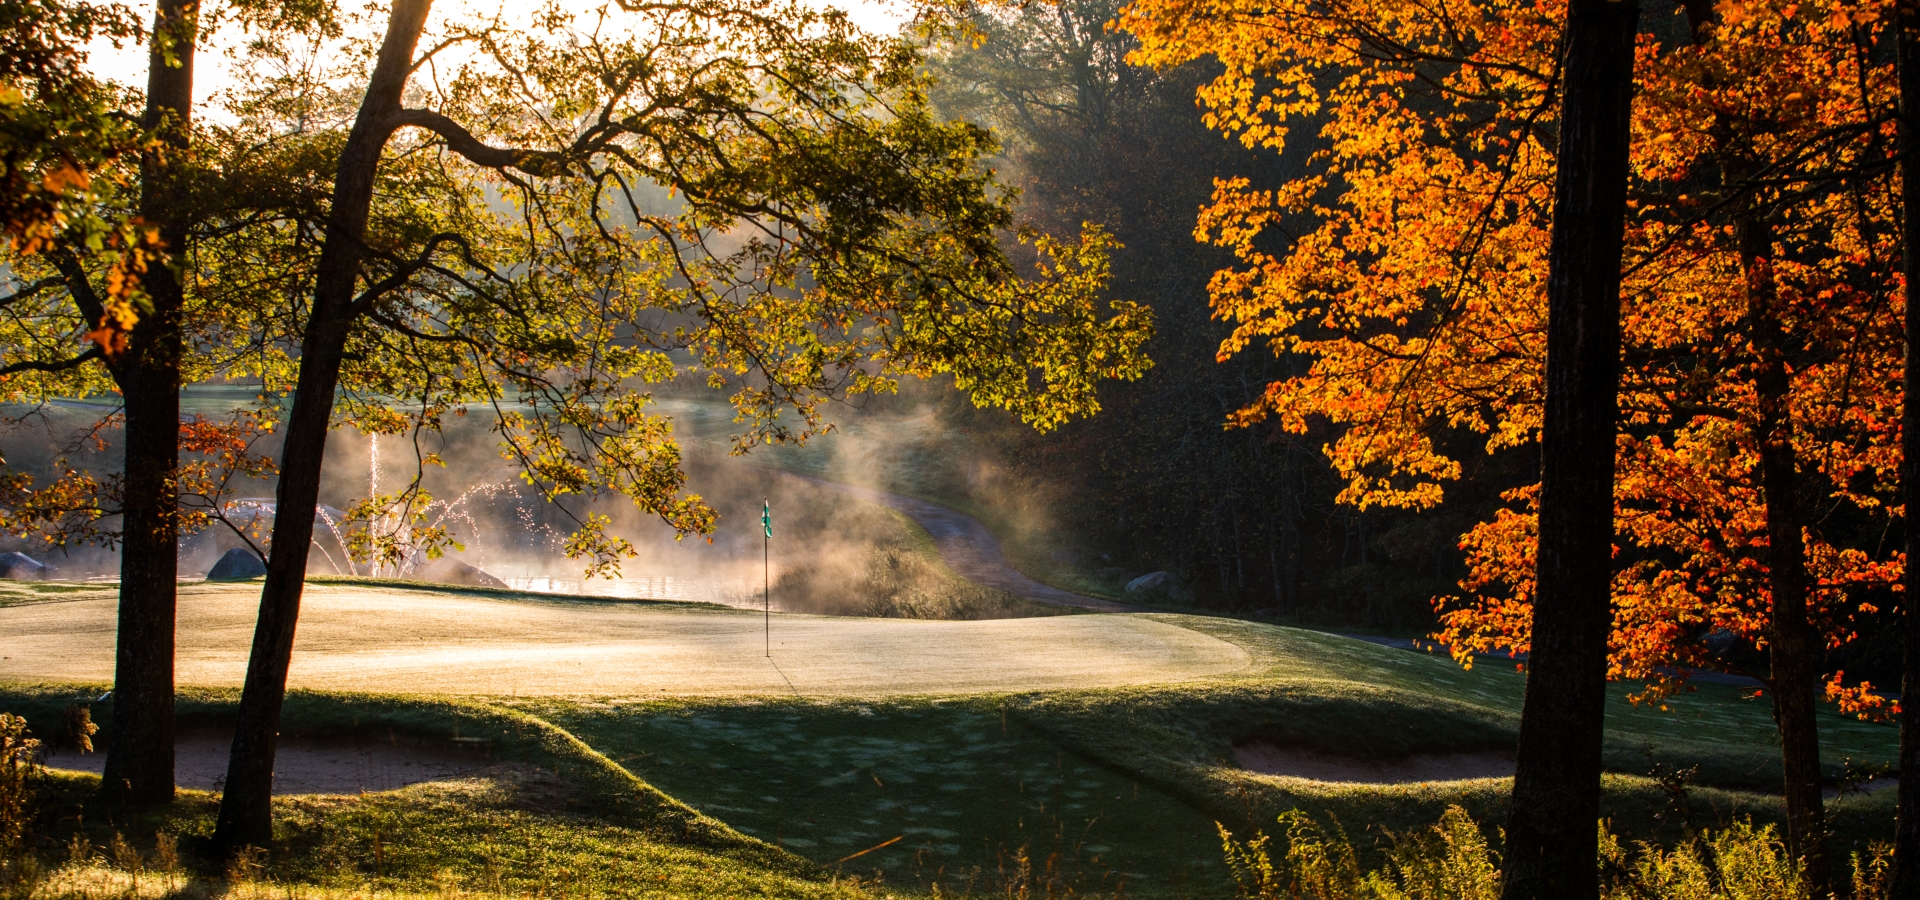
211, 0, 1151, 847
1499, 0, 1638, 894
0, 0, 339, 805
1894, 0, 1920, 890
1122, 0, 1896, 891
98, 0, 195, 805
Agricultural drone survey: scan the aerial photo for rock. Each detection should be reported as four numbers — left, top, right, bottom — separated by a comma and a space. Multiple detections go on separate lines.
0, 552, 47, 580
408, 556, 507, 589
207, 548, 268, 581
1125, 571, 1174, 593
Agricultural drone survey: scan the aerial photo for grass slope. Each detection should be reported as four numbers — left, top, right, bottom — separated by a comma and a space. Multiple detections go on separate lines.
523, 696, 1228, 897
3, 605, 1902, 898
1010, 617, 1897, 864
4, 684, 866, 900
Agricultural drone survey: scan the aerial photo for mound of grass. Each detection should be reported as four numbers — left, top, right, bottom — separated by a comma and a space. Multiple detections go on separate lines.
1005, 617, 1898, 866
3, 610, 1903, 898
523, 695, 1228, 898
3, 685, 864, 900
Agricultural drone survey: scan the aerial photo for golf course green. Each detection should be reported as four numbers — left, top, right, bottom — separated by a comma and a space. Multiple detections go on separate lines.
0, 561, 1901, 898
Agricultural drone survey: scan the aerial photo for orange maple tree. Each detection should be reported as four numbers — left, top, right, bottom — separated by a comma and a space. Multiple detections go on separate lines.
1119, 0, 1901, 884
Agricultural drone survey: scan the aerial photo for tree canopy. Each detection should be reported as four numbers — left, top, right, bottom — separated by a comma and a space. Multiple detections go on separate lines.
1119, 0, 1900, 887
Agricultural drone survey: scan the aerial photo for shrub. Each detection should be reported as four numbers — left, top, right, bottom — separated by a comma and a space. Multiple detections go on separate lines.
0, 714, 39, 860
1222, 805, 1891, 900
1, 713, 43, 897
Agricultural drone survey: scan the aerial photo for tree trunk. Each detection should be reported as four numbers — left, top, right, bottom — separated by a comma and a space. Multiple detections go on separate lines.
1739, 218, 1830, 895
1895, 0, 1920, 891
1498, 0, 1637, 897
99, 0, 196, 806
212, 0, 433, 850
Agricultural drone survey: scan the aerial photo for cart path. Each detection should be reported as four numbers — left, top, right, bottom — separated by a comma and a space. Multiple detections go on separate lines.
0, 583, 1246, 696
785, 474, 1145, 613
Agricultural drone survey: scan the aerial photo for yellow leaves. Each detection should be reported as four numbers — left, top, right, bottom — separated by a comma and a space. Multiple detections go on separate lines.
1716, 0, 1751, 25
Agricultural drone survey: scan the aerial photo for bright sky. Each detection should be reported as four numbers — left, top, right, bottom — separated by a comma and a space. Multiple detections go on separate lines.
86, 0, 913, 115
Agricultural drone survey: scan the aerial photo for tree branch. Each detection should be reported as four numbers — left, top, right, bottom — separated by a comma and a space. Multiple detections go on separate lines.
386, 108, 573, 176
0, 345, 104, 378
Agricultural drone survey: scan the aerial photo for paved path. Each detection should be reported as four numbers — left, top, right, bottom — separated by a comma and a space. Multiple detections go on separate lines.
786, 475, 1145, 613
0, 583, 1246, 697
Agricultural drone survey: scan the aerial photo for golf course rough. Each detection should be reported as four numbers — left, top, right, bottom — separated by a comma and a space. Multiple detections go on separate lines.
0, 581, 1250, 696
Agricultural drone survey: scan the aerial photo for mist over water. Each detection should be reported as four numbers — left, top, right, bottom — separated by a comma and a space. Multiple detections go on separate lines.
0, 386, 1031, 616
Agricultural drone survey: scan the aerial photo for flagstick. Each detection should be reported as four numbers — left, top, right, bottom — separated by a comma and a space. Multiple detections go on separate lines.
763, 497, 770, 658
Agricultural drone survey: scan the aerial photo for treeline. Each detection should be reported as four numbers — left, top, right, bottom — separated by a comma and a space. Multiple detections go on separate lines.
924, 0, 1515, 629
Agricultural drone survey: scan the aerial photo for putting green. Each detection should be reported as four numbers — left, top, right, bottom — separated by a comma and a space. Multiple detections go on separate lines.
0, 582, 1249, 696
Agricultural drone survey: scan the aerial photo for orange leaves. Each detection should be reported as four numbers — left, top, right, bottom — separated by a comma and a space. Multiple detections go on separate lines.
37, 163, 87, 196
1123, 0, 1903, 718
1826, 675, 1894, 722
1123, 0, 1564, 513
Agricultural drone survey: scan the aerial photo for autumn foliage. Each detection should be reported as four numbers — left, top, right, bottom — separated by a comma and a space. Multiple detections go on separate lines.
1121, 0, 1904, 713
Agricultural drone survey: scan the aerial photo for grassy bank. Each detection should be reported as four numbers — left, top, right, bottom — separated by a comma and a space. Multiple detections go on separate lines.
2, 609, 1902, 898
3, 686, 865, 900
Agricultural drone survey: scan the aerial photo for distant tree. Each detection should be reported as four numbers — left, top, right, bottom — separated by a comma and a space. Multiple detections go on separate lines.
211, 0, 1153, 848
924, 0, 1381, 615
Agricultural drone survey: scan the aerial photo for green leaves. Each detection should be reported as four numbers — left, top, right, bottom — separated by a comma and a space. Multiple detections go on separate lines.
2, 0, 1151, 576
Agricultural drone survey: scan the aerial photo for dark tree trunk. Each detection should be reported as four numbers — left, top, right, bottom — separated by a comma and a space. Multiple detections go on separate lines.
99, 0, 196, 806
1498, 0, 1637, 897
212, 0, 434, 850
1896, 0, 1920, 891
1738, 217, 1830, 896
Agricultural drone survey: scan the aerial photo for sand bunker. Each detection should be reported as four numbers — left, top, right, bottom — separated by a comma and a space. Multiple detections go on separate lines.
39, 729, 492, 795
0, 583, 1248, 696
1233, 741, 1513, 784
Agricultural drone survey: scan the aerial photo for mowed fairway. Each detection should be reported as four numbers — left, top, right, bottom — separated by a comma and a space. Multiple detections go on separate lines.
0, 581, 1249, 696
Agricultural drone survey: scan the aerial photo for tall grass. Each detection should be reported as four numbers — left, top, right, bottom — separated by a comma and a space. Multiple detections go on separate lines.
2, 714, 41, 899
1220, 806, 1895, 900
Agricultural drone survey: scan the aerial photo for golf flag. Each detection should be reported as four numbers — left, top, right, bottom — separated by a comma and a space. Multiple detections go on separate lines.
762, 501, 772, 538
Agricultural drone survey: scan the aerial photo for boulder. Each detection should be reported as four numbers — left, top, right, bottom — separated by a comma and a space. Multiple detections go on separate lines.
1125, 571, 1174, 593
0, 551, 46, 580
207, 548, 268, 581
408, 556, 507, 589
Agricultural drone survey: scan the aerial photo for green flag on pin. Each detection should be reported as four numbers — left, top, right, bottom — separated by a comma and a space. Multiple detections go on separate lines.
762, 500, 772, 538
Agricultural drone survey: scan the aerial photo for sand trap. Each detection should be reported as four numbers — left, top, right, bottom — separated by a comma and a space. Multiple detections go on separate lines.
1233, 741, 1514, 784
38, 729, 491, 795
0, 583, 1247, 696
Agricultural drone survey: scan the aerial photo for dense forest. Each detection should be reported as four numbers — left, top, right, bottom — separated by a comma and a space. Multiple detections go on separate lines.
919, 0, 1527, 631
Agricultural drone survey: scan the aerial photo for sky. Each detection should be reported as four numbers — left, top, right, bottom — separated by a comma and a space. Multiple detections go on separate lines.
85, 0, 914, 116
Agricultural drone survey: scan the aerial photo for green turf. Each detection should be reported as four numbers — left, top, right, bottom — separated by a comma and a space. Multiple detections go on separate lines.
521, 696, 1228, 897
0, 580, 115, 608
8, 685, 866, 900
3, 606, 1904, 898
1006, 617, 1898, 865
